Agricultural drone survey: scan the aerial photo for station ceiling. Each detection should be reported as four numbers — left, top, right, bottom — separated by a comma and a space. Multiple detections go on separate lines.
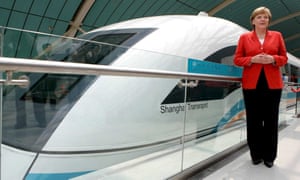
1, 0, 300, 58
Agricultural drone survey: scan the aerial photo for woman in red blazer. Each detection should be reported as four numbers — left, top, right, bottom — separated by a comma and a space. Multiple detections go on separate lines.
234, 7, 287, 168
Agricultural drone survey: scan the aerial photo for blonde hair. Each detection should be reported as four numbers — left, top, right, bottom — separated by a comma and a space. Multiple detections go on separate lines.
250, 7, 272, 28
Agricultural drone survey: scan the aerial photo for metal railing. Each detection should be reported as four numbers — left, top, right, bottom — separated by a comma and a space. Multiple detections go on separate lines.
0, 57, 241, 87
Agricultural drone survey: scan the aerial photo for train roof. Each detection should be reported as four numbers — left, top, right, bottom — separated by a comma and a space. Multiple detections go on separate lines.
90, 14, 245, 32
87, 15, 246, 60
88, 15, 300, 65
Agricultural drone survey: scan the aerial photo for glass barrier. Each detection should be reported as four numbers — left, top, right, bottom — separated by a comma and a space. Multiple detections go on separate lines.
0, 26, 294, 180
182, 80, 245, 169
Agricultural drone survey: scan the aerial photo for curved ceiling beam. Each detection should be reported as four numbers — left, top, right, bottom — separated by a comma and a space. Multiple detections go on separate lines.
270, 11, 300, 26
208, 0, 235, 16
64, 0, 95, 37
285, 33, 300, 42
291, 48, 300, 53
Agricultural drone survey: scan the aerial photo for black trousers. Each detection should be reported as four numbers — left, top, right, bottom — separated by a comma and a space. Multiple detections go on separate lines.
243, 70, 282, 162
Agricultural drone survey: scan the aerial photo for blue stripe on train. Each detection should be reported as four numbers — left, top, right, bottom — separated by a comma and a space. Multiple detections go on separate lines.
26, 171, 92, 180
187, 58, 242, 77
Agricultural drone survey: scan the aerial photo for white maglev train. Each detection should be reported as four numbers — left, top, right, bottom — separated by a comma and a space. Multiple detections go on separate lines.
2, 14, 300, 179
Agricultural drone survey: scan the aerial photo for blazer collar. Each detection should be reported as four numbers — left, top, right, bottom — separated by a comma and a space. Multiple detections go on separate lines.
251, 30, 272, 41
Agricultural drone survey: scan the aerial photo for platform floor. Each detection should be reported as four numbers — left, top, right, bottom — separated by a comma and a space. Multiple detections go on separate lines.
198, 116, 300, 180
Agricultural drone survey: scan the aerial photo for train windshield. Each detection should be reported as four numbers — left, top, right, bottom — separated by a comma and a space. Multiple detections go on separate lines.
2, 28, 155, 151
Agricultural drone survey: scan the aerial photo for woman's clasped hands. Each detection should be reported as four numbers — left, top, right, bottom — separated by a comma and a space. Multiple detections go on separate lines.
251, 53, 275, 64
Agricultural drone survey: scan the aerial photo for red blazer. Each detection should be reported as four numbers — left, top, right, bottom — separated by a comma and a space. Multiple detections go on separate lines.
234, 30, 288, 89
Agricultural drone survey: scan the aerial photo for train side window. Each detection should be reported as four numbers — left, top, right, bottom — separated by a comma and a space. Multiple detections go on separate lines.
162, 45, 239, 104
204, 45, 237, 65
161, 80, 240, 104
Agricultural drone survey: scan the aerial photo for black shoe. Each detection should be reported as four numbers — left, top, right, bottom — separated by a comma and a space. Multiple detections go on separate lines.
252, 159, 263, 165
264, 161, 274, 168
